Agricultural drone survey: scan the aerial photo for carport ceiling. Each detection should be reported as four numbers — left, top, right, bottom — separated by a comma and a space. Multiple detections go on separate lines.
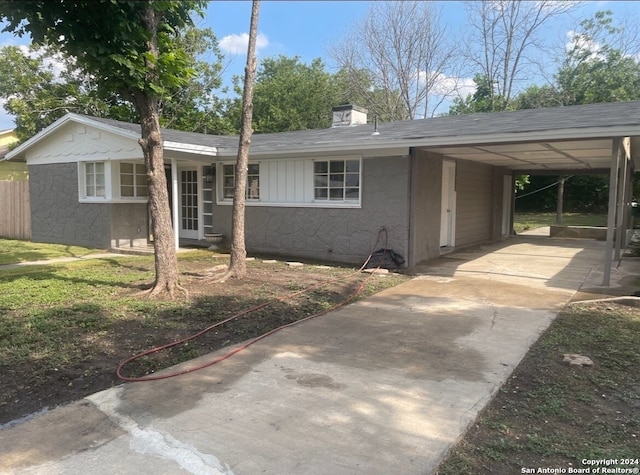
421, 138, 616, 172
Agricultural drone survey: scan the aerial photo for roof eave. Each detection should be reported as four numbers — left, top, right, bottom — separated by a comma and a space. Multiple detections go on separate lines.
5, 113, 141, 161
164, 141, 217, 156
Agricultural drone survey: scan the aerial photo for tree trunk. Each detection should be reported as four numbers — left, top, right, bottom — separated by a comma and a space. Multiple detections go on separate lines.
134, 92, 181, 296
228, 0, 261, 279
556, 176, 565, 225
133, 4, 180, 297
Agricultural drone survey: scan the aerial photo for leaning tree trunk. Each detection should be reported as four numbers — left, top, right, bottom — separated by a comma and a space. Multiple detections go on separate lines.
134, 92, 181, 296
227, 0, 261, 279
132, 4, 181, 297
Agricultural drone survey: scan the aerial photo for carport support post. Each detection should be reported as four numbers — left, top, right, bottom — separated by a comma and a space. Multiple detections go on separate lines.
171, 158, 179, 251
603, 139, 621, 286
614, 140, 630, 261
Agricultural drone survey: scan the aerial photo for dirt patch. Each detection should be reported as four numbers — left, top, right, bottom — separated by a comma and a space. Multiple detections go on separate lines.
0, 256, 407, 426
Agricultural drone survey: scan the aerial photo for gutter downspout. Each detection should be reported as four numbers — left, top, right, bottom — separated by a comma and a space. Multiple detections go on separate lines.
171, 158, 179, 251
407, 148, 415, 267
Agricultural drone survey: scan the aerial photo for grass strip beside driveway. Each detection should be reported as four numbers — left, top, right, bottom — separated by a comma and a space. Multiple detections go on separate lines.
437, 299, 640, 474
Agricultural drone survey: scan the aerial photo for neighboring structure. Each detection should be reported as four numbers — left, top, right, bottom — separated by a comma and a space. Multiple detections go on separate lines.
5, 103, 639, 283
0, 129, 26, 180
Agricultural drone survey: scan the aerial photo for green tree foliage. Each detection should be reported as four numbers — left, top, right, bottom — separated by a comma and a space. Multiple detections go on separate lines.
158, 27, 234, 135
510, 84, 562, 110
448, 74, 505, 115
516, 175, 610, 213
556, 11, 640, 106
0, 45, 137, 142
229, 56, 339, 133
0, 26, 229, 141
1, 0, 206, 297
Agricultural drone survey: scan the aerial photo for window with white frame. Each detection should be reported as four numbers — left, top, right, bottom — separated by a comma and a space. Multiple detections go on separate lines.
314, 159, 360, 201
222, 163, 260, 200
84, 161, 106, 198
120, 162, 148, 198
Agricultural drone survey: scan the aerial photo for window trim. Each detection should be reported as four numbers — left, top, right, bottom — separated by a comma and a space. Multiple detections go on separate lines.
78, 160, 110, 202
78, 160, 151, 204
219, 162, 261, 202
119, 161, 148, 199
313, 158, 361, 204
215, 157, 363, 208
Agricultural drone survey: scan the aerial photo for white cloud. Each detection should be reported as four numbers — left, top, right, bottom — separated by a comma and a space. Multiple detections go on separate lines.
418, 71, 477, 98
219, 32, 269, 55
566, 30, 602, 59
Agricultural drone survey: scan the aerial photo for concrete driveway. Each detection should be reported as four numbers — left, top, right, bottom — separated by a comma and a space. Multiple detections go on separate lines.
1, 234, 637, 475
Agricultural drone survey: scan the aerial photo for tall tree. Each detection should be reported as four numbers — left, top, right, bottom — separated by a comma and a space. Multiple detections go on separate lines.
463, 0, 575, 112
1, 0, 205, 297
331, 0, 458, 120
230, 56, 338, 133
0, 26, 230, 142
158, 27, 234, 135
556, 10, 640, 106
448, 74, 504, 115
226, 0, 261, 280
0, 44, 136, 141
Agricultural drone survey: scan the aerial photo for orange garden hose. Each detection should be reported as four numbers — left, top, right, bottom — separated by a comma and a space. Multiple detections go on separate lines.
116, 228, 389, 382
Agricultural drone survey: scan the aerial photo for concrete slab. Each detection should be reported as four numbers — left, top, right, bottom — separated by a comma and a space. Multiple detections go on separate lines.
1, 235, 637, 475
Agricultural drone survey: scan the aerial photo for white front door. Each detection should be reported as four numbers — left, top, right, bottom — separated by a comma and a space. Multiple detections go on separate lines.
440, 161, 456, 248
179, 168, 200, 240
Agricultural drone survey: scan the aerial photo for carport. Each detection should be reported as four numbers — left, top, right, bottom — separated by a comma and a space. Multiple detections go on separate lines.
403, 102, 640, 286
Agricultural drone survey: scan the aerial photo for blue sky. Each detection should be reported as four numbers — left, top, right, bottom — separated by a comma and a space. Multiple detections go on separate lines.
0, 0, 637, 130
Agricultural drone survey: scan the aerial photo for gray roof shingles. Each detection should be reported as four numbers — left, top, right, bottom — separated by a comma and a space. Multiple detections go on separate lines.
83, 100, 640, 157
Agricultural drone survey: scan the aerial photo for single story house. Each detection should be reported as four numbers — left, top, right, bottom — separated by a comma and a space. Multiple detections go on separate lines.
5, 102, 639, 284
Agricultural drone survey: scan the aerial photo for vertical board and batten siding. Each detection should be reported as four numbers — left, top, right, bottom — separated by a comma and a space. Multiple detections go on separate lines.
454, 160, 493, 248
260, 159, 311, 203
0, 180, 31, 239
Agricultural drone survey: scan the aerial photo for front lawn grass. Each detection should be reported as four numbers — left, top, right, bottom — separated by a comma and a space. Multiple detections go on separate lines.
514, 212, 608, 233
0, 239, 98, 266
437, 300, 640, 474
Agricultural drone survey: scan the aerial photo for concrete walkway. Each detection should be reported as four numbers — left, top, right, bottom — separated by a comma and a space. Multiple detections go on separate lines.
1, 235, 638, 475
0, 253, 122, 271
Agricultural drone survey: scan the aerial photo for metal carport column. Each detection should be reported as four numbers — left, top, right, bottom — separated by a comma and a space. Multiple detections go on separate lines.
603, 138, 623, 286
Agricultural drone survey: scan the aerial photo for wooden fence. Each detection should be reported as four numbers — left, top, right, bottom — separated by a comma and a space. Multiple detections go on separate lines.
0, 180, 31, 240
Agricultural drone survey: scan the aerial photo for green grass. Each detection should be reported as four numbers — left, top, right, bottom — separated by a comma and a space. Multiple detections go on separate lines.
437, 302, 640, 474
0, 239, 98, 265
514, 212, 608, 233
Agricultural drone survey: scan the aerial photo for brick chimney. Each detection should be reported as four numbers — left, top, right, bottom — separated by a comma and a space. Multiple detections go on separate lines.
331, 104, 368, 127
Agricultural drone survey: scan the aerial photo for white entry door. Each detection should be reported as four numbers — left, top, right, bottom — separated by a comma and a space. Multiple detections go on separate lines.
440, 161, 456, 248
179, 168, 200, 240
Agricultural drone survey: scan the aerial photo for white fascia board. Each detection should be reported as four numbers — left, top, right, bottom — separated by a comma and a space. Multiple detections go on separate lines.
214, 146, 411, 161
163, 141, 217, 156
5, 113, 141, 161
407, 127, 640, 148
